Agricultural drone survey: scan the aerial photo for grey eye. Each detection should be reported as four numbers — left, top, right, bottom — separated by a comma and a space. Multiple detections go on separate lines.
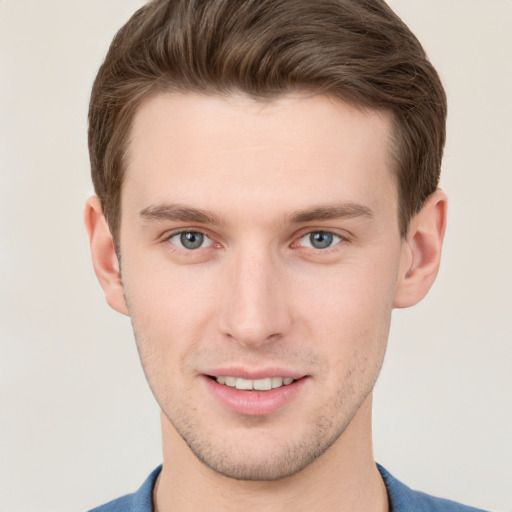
169, 231, 212, 250
299, 231, 341, 249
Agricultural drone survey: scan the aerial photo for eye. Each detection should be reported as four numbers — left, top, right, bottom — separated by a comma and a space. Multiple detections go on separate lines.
298, 231, 343, 250
168, 231, 212, 250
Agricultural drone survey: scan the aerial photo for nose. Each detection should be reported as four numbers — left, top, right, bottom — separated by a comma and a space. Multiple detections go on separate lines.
218, 247, 292, 348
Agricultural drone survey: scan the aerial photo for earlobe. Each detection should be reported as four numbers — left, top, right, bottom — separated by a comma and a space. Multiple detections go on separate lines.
84, 196, 128, 315
393, 189, 447, 308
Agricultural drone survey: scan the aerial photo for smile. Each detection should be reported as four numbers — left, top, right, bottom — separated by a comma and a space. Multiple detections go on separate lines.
214, 376, 296, 390
205, 374, 309, 415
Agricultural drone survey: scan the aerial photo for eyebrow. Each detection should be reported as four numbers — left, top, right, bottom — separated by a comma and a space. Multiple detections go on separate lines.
287, 203, 374, 224
138, 204, 223, 225
138, 201, 373, 225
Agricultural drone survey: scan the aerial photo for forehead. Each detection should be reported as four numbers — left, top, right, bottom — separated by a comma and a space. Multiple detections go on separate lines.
123, 92, 397, 222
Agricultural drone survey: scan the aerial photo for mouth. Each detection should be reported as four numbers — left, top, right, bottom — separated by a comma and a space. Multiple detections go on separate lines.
204, 373, 309, 416
210, 376, 296, 391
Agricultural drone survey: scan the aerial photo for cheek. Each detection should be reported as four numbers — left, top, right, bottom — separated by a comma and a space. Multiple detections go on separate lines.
121, 257, 220, 363
122, 266, 217, 408
123, 249, 216, 316
296, 256, 398, 323
292, 257, 398, 368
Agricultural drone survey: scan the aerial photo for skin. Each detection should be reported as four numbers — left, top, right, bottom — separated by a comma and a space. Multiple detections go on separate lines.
85, 92, 447, 512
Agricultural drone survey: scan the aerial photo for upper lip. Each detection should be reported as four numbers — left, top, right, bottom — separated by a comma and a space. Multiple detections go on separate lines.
203, 367, 306, 380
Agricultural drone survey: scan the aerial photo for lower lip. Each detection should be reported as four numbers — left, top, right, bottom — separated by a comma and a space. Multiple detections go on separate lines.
203, 376, 309, 416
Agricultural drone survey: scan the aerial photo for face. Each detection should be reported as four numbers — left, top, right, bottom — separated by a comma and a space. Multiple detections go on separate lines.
118, 92, 406, 480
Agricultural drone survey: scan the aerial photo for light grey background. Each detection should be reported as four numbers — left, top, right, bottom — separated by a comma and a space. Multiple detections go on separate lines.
0, 1, 511, 511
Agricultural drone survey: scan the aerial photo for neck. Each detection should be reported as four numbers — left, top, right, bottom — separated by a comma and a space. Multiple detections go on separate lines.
154, 395, 388, 512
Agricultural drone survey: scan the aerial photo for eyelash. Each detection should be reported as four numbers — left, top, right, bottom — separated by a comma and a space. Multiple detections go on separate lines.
164, 229, 346, 253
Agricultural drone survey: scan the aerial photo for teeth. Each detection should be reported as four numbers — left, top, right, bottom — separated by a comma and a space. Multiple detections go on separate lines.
272, 377, 283, 388
215, 376, 296, 390
236, 378, 253, 390
225, 376, 236, 387
253, 378, 272, 391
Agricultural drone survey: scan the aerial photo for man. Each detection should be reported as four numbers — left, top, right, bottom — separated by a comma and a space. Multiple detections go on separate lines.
84, 0, 489, 510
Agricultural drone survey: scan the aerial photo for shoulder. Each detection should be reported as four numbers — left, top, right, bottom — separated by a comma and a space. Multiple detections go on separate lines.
87, 466, 161, 512
377, 464, 491, 512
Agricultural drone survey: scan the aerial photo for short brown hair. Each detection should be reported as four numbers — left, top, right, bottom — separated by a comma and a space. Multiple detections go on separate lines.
88, 0, 447, 244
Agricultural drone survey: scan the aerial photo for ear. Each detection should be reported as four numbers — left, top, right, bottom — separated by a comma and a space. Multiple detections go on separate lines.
393, 189, 448, 308
84, 196, 128, 315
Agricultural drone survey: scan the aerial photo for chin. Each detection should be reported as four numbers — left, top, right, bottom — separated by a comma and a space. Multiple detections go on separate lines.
176, 416, 344, 482
194, 448, 316, 481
